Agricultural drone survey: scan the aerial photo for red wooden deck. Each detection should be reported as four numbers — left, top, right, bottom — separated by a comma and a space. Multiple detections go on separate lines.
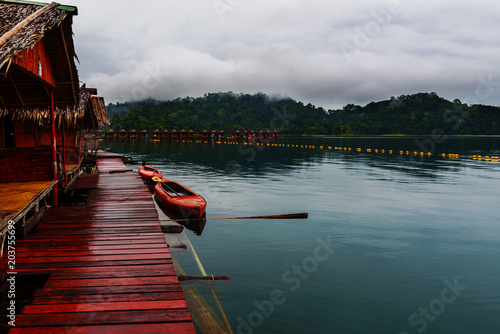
95, 158, 131, 173
4, 159, 196, 333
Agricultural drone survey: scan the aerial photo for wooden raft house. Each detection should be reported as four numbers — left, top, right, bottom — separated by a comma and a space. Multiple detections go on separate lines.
1, 0, 78, 236
0, 1, 109, 238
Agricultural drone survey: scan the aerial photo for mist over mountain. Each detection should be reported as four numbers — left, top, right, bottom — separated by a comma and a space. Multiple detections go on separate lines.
107, 92, 500, 135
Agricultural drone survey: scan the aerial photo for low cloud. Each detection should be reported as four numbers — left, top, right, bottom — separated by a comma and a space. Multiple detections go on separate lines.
70, 0, 500, 109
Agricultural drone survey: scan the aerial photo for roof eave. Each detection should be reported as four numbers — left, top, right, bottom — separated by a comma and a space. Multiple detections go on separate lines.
0, 0, 78, 15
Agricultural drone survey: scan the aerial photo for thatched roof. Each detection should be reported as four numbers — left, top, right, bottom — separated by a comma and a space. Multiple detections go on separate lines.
79, 87, 109, 129
0, 1, 81, 126
0, 1, 74, 68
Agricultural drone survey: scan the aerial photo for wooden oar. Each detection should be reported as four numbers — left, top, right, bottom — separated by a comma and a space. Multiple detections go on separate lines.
168, 212, 308, 222
178, 274, 230, 282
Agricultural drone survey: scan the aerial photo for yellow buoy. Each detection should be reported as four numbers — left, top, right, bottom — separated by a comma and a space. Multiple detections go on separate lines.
427, 152, 432, 156
381, 149, 385, 153
400, 151, 403, 155
485, 156, 490, 161
367, 149, 372, 153
389, 150, 393, 154
406, 151, 410, 155
320, 146, 324, 150
357, 148, 361, 152
375, 149, 378, 153
328, 146, 332, 150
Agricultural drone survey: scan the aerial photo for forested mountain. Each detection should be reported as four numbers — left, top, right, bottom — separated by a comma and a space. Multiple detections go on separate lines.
107, 92, 500, 135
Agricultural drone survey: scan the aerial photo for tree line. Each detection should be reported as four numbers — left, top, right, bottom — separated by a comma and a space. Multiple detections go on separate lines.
106, 92, 500, 135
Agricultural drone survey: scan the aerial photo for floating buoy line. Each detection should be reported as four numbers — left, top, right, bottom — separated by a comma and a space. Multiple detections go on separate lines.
168, 139, 500, 162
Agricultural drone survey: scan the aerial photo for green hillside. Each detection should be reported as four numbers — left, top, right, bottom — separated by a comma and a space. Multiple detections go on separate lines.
106, 92, 500, 135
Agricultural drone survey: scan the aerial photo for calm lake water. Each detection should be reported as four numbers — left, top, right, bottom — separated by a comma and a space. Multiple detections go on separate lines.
104, 136, 500, 334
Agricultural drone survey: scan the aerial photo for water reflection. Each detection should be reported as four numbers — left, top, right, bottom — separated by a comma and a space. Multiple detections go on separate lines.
156, 201, 207, 236
103, 136, 500, 181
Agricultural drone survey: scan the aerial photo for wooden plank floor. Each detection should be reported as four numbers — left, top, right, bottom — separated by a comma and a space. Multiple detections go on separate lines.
96, 158, 130, 173
0, 181, 55, 212
4, 159, 196, 333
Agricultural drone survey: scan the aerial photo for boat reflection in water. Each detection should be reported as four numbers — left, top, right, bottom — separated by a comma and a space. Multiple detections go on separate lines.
155, 199, 207, 236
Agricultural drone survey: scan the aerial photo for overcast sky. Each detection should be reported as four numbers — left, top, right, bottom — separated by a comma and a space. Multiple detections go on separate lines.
68, 0, 500, 109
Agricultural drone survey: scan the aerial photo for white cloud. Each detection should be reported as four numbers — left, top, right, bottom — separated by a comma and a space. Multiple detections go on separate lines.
68, 0, 500, 109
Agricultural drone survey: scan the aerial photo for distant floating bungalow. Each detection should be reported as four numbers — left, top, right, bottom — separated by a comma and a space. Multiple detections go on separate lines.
160, 129, 170, 138
217, 130, 225, 140
118, 129, 127, 138
199, 129, 209, 139
105, 129, 115, 138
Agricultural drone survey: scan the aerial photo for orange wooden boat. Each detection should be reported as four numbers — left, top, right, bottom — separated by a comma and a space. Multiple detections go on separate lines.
154, 179, 207, 219
138, 165, 163, 180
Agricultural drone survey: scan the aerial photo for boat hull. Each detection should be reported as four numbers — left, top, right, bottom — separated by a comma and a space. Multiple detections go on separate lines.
138, 166, 163, 180
154, 179, 206, 219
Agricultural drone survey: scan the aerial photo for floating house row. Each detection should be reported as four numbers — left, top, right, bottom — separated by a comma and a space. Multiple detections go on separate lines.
0, 1, 109, 235
103, 129, 279, 139
105, 129, 226, 139
230, 129, 279, 139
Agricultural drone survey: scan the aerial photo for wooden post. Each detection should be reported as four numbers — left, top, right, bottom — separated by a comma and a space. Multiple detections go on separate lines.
78, 117, 82, 164
50, 88, 58, 207
62, 119, 67, 186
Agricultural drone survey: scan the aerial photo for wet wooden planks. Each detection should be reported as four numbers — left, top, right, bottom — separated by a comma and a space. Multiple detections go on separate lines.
5, 162, 195, 333
95, 157, 130, 173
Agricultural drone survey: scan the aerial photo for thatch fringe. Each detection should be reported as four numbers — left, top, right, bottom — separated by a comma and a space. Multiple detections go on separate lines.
0, 87, 109, 129
0, 104, 81, 128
